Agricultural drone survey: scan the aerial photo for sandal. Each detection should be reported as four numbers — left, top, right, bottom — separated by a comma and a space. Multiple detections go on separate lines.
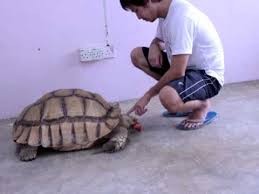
176, 111, 218, 130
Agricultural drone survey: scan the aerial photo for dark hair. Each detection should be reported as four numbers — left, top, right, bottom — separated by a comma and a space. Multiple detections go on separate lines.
120, 0, 149, 10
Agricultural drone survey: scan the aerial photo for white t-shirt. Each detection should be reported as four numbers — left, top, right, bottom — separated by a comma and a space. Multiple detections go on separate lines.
156, 0, 224, 86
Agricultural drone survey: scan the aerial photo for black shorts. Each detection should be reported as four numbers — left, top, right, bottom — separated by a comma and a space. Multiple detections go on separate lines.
142, 47, 222, 102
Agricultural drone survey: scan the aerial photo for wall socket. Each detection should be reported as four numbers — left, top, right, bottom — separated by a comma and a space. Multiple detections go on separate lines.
79, 45, 115, 62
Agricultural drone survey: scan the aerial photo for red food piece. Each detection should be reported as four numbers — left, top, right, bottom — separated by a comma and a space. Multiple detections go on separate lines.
132, 123, 144, 132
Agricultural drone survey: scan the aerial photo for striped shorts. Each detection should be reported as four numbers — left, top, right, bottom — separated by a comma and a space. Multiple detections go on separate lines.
142, 47, 222, 102
167, 69, 221, 102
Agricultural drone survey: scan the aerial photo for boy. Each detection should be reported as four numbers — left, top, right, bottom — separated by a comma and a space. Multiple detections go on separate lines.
120, 0, 224, 130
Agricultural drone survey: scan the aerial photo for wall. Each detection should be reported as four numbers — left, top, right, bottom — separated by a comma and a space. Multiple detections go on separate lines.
190, 0, 259, 83
0, 0, 259, 119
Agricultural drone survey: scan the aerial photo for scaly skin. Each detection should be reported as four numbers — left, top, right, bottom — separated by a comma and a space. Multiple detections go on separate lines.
18, 145, 38, 161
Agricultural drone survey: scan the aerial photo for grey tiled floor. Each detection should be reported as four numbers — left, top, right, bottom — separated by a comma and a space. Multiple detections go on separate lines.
1, 80, 259, 194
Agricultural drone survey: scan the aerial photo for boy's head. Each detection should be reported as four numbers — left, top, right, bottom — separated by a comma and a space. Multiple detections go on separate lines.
120, 0, 162, 22
120, 0, 149, 10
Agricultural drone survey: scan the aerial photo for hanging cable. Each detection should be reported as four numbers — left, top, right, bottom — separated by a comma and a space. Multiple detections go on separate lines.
102, 0, 110, 46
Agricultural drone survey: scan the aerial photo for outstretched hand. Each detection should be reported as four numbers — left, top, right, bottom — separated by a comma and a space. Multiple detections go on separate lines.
127, 93, 151, 116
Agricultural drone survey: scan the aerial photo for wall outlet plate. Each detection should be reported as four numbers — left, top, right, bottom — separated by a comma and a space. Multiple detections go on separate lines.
79, 45, 115, 62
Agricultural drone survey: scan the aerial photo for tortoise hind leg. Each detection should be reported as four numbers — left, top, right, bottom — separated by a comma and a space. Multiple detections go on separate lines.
102, 127, 128, 153
18, 144, 38, 161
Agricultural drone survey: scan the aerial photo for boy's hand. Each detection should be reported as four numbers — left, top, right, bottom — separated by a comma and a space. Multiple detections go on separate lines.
127, 93, 151, 116
148, 43, 163, 67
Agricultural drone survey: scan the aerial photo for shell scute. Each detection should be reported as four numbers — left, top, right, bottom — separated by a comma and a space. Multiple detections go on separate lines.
41, 125, 50, 148
28, 126, 40, 146
42, 97, 64, 120
54, 89, 74, 97
85, 99, 107, 117
16, 127, 31, 144
50, 124, 61, 148
23, 104, 41, 122
74, 122, 88, 144
65, 96, 84, 117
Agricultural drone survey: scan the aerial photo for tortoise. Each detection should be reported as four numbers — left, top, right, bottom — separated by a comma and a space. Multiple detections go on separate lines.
12, 89, 143, 161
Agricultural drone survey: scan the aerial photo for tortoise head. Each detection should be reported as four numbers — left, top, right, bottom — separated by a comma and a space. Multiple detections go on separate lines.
121, 114, 143, 132
109, 102, 121, 117
110, 103, 143, 132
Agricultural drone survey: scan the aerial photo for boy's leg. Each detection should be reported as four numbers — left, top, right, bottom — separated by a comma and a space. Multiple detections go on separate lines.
159, 70, 221, 129
130, 47, 169, 80
159, 86, 210, 129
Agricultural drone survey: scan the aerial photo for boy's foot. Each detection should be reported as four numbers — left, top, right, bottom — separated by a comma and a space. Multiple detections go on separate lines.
176, 111, 217, 130
176, 100, 212, 130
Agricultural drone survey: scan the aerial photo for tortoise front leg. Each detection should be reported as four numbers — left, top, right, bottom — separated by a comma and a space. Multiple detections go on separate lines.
102, 127, 128, 153
17, 144, 38, 161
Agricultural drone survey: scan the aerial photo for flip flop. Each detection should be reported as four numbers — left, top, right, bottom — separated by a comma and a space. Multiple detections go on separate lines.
176, 111, 218, 130
162, 111, 191, 117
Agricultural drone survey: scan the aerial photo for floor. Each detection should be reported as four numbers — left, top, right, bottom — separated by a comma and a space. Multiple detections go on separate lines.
1, 81, 259, 194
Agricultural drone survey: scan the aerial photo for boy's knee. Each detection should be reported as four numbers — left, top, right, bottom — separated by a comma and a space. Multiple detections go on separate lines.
159, 86, 182, 112
130, 47, 143, 67
159, 86, 176, 98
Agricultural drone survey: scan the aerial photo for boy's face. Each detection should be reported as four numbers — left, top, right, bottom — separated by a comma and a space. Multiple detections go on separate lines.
128, 3, 158, 22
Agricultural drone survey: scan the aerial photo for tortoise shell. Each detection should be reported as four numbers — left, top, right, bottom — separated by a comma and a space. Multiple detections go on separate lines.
13, 89, 121, 151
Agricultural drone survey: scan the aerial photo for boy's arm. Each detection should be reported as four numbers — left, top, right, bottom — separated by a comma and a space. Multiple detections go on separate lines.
127, 54, 189, 116
150, 37, 165, 50
149, 38, 166, 67
146, 54, 190, 98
